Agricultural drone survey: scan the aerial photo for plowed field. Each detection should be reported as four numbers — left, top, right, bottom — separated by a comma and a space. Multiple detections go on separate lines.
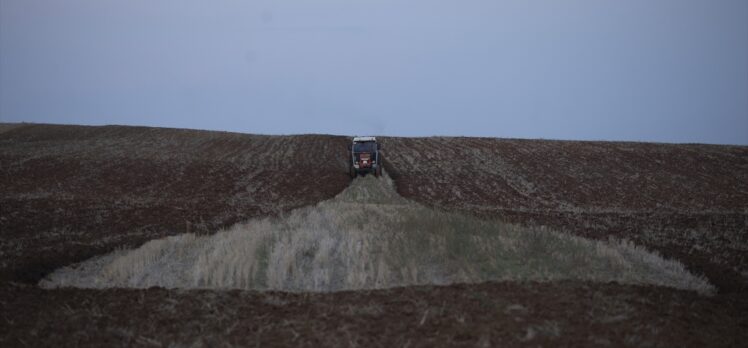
0, 124, 351, 282
1, 124, 746, 347
382, 137, 748, 294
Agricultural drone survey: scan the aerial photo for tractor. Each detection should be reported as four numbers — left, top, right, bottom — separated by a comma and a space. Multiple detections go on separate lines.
349, 136, 382, 178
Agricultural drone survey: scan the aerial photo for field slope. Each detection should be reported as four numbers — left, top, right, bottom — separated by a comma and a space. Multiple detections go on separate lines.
0, 124, 351, 282
1, 124, 747, 346
382, 137, 748, 293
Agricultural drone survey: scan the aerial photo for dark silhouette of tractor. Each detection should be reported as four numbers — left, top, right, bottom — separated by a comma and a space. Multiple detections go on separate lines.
349, 136, 382, 178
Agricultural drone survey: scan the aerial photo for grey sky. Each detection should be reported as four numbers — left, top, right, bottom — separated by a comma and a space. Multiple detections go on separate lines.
1, 0, 747, 144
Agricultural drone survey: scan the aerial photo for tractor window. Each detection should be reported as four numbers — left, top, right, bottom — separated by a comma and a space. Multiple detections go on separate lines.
353, 142, 376, 153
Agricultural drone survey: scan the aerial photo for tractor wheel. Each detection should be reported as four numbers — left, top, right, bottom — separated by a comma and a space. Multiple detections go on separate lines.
349, 167, 357, 178
375, 166, 382, 177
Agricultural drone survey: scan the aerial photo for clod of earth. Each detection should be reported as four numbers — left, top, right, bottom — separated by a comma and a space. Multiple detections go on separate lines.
40, 172, 714, 294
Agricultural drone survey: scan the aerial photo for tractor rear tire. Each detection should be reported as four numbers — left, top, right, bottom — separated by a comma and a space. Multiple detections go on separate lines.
349, 167, 357, 178
375, 166, 382, 177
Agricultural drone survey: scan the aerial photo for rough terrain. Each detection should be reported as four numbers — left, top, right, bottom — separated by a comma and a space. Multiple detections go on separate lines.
2, 281, 745, 347
2, 124, 747, 347
0, 124, 351, 283
382, 137, 748, 294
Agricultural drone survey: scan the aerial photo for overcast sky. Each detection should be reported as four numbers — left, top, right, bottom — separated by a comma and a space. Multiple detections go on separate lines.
1, 0, 747, 144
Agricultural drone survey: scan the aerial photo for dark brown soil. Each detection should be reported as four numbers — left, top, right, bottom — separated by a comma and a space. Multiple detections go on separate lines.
0, 124, 351, 283
2, 125, 747, 346
2, 281, 746, 347
381, 137, 748, 294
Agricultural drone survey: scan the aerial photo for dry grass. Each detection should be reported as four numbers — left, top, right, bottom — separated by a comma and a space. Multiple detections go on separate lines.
41, 172, 713, 294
